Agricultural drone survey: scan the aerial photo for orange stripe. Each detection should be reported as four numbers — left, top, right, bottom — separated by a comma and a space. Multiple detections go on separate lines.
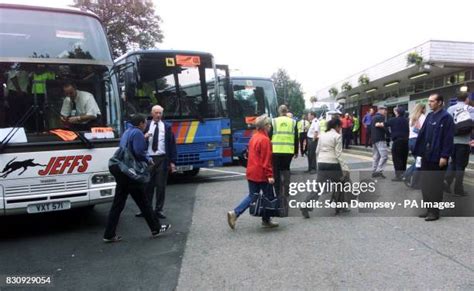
177, 122, 190, 144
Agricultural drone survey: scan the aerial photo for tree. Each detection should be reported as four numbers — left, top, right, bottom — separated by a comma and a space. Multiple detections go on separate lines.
271, 69, 305, 118
73, 0, 164, 58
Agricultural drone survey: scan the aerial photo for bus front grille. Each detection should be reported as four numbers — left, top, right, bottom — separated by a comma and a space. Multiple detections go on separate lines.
177, 153, 200, 163
4, 180, 89, 196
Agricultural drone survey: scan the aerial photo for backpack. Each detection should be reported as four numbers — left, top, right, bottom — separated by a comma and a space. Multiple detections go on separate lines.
452, 105, 473, 136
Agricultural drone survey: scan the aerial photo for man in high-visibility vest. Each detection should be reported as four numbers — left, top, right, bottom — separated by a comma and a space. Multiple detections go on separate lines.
271, 105, 298, 197
319, 115, 327, 133
32, 65, 56, 129
352, 113, 360, 145
297, 114, 310, 157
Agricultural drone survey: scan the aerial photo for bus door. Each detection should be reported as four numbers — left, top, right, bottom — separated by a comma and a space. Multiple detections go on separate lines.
215, 64, 232, 164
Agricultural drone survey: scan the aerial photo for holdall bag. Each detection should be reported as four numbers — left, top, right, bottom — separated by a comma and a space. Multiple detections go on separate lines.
109, 133, 150, 184
453, 105, 473, 136
249, 185, 288, 217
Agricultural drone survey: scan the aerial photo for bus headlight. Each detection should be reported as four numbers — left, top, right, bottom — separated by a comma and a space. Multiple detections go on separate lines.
92, 174, 115, 184
207, 143, 217, 151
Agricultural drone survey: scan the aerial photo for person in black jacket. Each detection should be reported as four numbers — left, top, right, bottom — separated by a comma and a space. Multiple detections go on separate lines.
413, 94, 454, 221
387, 107, 409, 181
370, 105, 389, 178
104, 114, 171, 242
136, 105, 177, 219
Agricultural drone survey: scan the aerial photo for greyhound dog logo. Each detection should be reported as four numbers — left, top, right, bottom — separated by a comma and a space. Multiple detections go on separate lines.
1, 157, 46, 178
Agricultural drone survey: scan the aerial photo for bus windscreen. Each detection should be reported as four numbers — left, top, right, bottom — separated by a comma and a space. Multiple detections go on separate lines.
0, 8, 111, 63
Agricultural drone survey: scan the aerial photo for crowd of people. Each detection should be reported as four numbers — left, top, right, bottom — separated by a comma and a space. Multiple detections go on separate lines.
227, 86, 473, 228
103, 87, 473, 239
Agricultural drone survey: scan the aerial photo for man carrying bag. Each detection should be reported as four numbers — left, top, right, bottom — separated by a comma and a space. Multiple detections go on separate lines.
104, 114, 171, 243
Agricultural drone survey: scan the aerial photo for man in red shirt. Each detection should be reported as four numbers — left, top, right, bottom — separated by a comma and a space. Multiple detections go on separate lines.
227, 114, 278, 229
341, 113, 353, 149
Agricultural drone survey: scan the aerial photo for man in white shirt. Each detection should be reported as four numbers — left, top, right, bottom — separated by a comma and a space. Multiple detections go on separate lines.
136, 105, 177, 219
60, 82, 101, 129
306, 111, 319, 174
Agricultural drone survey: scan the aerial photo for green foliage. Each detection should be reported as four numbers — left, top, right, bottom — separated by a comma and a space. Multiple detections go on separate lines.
271, 68, 305, 117
328, 87, 338, 97
341, 82, 352, 92
358, 74, 370, 86
406, 51, 423, 66
73, 0, 164, 58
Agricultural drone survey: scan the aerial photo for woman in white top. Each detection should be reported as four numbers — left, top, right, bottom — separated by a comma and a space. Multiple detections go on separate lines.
301, 118, 349, 218
408, 103, 426, 154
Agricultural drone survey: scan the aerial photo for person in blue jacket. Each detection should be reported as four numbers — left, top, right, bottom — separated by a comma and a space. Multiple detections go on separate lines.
413, 94, 454, 221
104, 114, 171, 242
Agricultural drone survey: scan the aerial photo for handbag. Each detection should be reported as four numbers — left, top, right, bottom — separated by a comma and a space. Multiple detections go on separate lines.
109, 132, 150, 184
249, 185, 288, 217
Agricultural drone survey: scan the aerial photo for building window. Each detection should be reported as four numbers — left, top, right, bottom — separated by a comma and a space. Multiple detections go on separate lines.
434, 78, 443, 88
424, 80, 433, 90
458, 72, 466, 83
399, 87, 406, 96
446, 74, 457, 86
465, 70, 471, 81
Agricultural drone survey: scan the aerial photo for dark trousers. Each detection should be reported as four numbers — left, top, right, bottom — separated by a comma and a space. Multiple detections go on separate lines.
364, 127, 372, 147
342, 128, 352, 149
104, 165, 159, 239
272, 154, 293, 196
305, 163, 343, 206
352, 130, 359, 145
420, 160, 447, 217
299, 132, 307, 156
307, 138, 318, 171
145, 155, 168, 213
445, 144, 471, 194
392, 138, 409, 178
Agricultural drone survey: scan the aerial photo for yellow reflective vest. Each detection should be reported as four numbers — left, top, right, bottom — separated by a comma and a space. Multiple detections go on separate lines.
297, 119, 310, 134
32, 72, 55, 95
319, 118, 327, 133
272, 116, 296, 154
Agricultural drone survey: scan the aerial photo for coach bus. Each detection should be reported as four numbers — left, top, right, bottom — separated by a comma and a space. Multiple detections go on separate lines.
0, 4, 121, 215
114, 50, 231, 176
202, 75, 278, 160
225, 77, 278, 159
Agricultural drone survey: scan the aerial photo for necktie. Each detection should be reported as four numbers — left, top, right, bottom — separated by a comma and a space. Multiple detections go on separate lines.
70, 99, 76, 116
152, 122, 159, 152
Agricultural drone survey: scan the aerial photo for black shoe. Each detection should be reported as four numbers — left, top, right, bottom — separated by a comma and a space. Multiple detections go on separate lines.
418, 212, 428, 218
156, 212, 166, 219
371, 172, 379, 178
300, 208, 310, 219
425, 213, 439, 221
103, 235, 122, 243
453, 190, 468, 197
135, 212, 143, 217
379, 173, 386, 179
443, 182, 452, 194
152, 224, 171, 238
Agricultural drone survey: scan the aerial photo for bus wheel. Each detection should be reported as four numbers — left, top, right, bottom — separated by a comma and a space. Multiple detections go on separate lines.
183, 168, 200, 177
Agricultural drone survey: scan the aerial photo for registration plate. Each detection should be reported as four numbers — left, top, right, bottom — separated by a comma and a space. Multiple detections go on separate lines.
27, 201, 71, 214
176, 165, 193, 172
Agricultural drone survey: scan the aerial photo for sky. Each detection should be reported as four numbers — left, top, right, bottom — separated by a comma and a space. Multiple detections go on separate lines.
8, 0, 474, 103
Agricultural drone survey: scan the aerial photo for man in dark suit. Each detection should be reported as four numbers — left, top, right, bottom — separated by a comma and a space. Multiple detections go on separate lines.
136, 105, 177, 219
